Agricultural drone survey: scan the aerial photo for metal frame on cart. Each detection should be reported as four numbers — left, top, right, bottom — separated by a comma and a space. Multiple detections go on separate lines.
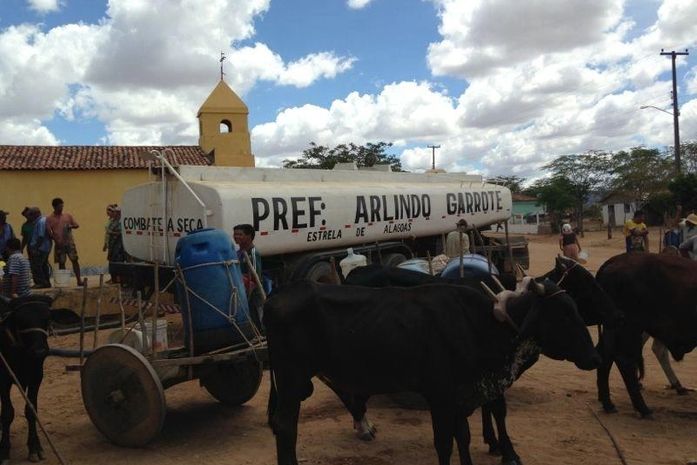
80, 259, 267, 448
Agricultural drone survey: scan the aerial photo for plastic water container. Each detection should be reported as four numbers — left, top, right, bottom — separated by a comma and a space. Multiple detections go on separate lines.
578, 250, 589, 264
53, 269, 72, 287
175, 228, 252, 354
339, 248, 367, 278
140, 320, 169, 352
108, 328, 144, 352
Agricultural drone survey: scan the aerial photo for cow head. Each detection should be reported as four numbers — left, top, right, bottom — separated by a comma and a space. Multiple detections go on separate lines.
0, 295, 53, 360
546, 256, 624, 327
508, 279, 600, 370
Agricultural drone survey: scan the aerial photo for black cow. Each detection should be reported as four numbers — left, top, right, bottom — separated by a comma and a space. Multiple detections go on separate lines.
595, 253, 697, 416
342, 259, 618, 464
264, 279, 599, 465
0, 294, 53, 464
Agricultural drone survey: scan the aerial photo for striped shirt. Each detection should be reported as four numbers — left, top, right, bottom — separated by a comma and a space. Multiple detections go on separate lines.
2, 252, 32, 297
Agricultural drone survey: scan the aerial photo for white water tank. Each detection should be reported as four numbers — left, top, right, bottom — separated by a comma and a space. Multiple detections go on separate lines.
339, 248, 367, 278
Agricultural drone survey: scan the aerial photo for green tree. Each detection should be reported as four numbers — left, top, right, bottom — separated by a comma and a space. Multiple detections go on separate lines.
678, 140, 697, 174
486, 175, 526, 193
668, 173, 697, 213
283, 142, 402, 171
527, 176, 577, 232
609, 147, 673, 204
543, 151, 613, 232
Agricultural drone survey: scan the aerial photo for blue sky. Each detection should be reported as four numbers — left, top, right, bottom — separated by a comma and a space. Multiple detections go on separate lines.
1, 0, 696, 177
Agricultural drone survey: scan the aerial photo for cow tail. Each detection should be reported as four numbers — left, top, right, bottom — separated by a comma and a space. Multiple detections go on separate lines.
267, 368, 278, 429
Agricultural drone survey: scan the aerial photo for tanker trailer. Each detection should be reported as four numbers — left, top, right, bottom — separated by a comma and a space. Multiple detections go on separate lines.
120, 164, 513, 287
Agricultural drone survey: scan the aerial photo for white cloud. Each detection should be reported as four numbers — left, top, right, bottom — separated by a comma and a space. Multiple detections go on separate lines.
428, 0, 624, 78
251, 81, 459, 165
27, 0, 61, 13
0, 0, 354, 145
0, 119, 59, 145
347, 0, 374, 9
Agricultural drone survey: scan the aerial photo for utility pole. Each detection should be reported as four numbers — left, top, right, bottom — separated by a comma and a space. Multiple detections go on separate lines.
660, 49, 689, 174
427, 144, 441, 170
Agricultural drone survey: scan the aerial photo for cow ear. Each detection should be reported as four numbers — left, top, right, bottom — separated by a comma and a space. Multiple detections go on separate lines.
555, 255, 567, 271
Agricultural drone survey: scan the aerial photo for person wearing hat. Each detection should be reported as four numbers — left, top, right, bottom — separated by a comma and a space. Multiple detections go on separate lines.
0, 210, 15, 259
624, 210, 649, 253
559, 223, 582, 261
679, 213, 697, 260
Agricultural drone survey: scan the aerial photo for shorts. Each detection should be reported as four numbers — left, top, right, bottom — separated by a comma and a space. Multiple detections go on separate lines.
54, 240, 79, 264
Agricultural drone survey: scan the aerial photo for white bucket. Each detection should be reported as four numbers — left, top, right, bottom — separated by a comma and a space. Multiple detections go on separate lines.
108, 328, 144, 352
137, 320, 169, 352
53, 269, 72, 287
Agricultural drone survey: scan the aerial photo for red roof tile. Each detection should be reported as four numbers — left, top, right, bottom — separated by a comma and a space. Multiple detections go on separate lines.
0, 145, 211, 170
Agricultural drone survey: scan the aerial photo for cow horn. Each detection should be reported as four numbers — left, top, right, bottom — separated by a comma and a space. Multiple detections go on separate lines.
491, 275, 506, 292
480, 282, 499, 302
516, 263, 529, 277
527, 278, 545, 296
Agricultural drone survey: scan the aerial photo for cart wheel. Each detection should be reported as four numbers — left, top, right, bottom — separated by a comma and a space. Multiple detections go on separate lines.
200, 357, 263, 406
81, 344, 166, 447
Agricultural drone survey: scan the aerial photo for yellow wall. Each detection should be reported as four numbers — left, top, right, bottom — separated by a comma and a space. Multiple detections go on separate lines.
1, 169, 150, 269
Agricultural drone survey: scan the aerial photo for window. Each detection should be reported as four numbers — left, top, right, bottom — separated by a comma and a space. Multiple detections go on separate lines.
624, 203, 631, 213
220, 120, 232, 133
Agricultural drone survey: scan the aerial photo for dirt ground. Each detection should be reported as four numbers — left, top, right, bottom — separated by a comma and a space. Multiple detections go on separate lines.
12, 229, 697, 465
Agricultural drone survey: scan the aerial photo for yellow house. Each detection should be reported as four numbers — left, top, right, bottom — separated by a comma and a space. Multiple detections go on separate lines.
0, 80, 253, 270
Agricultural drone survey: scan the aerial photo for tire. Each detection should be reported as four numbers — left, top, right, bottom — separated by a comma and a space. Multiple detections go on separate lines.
305, 260, 337, 283
200, 357, 263, 406
382, 253, 407, 268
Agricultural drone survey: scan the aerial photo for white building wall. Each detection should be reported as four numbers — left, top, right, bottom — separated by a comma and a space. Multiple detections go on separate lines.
601, 202, 639, 226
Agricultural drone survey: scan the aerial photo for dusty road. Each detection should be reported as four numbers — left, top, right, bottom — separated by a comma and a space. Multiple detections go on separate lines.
14, 230, 697, 465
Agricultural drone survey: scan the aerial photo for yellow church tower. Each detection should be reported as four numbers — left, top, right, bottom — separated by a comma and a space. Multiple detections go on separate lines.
197, 80, 255, 167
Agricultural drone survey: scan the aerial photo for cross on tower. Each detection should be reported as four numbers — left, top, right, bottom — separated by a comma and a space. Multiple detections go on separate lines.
220, 51, 226, 81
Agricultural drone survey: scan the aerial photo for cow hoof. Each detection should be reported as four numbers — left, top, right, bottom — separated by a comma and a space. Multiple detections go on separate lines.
37, 449, 46, 460
673, 385, 693, 395
639, 410, 653, 419
357, 430, 375, 441
29, 451, 41, 462
602, 403, 618, 414
501, 458, 522, 465
488, 444, 502, 456
354, 418, 377, 441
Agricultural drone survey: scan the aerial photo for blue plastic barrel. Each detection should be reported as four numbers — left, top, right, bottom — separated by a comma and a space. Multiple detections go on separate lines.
175, 228, 253, 354
440, 254, 500, 280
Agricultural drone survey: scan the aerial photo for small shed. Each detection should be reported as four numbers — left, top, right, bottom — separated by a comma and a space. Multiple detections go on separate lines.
600, 192, 640, 227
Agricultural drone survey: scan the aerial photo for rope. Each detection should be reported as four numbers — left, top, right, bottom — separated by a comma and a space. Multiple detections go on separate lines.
0, 351, 68, 465
175, 264, 262, 359
586, 403, 629, 465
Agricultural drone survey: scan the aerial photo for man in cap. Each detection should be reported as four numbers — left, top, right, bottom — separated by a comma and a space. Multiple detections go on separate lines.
678, 213, 697, 260
0, 210, 15, 259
